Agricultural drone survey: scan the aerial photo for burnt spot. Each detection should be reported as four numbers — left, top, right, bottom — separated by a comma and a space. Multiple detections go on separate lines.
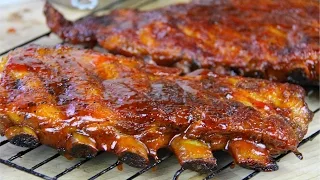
182, 158, 217, 173
230, 67, 245, 76
287, 68, 309, 85
9, 134, 39, 148
239, 160, 279, 172
245, 70, 265, 79
119, 151, 149, 168
27, 102, 36, 107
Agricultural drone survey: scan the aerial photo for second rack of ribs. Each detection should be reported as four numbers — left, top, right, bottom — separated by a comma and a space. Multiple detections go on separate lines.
44, 0, 320, 85
0, 45, 313, 173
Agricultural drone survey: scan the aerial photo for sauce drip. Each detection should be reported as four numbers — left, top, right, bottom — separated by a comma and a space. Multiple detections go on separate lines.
152, 166, 157, 172
230, 162, 236, 169
117, 163, 123, 171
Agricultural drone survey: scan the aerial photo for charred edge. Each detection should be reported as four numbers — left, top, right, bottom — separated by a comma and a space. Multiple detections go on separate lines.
170, 136, 216, 173
9, 134, 39, 148
287, 68, 310, 85
44, 1, 99, 45
66, 133, 98, 158
119, 151, 149, 168
43, 2, 72, 29
238, 160, 279, 172
127, 153, 173, 180
69, 144, 98, 158
182, 158, 217, 174
230, 67, 245, 76
43, 1, 74, 42
245, 70, 265, 79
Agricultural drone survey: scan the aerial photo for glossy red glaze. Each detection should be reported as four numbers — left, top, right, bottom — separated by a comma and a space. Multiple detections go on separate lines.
0, 45, 313, 171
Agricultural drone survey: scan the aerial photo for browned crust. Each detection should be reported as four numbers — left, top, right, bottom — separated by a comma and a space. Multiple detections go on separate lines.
0, 45, 313, 172
44, 1, 320, 86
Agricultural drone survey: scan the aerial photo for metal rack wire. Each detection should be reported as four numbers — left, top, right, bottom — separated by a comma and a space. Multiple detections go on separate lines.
0, 0, 319, 179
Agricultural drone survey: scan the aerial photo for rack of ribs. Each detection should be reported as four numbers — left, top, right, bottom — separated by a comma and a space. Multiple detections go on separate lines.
0, 45, 313, 172
44, 0, 319, 86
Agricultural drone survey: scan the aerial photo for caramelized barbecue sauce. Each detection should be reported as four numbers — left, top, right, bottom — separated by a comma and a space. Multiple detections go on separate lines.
117, 163, 123, 171
45, 0, 320, 85
0, 46, 313, 170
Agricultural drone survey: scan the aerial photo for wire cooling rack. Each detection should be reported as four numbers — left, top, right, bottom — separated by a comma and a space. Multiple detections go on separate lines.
0, 0, 319, 179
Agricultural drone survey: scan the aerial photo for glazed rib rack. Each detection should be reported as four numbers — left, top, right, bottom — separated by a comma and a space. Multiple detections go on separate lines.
1, 114, 319, 180
0, 0, 319, 180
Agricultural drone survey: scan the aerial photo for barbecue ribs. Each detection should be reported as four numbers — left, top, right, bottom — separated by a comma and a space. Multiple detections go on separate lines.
0, 45, 313, 172
44, 0, 319, 86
